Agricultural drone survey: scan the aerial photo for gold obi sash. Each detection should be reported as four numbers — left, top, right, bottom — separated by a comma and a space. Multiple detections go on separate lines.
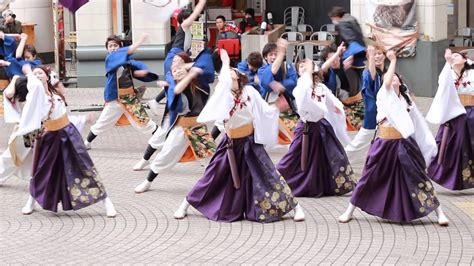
459, 94, 474, 107
340, 91, 363, 105
44, 114, 70, 131
378, 126, 403, 139
0, 79, 9, 89
176, 116, 200, 127
226, 123, 254, 139
118, 87, 135, 97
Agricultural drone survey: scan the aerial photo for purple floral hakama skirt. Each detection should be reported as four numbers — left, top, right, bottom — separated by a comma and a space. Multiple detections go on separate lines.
186, 134, 297, 223
428, 106, 474, 190
30, 123, 107, 212
277, 119, 356, 197
351, 137, 439, 223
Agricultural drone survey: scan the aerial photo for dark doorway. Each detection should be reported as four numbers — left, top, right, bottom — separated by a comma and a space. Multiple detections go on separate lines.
265, 0, 351, 31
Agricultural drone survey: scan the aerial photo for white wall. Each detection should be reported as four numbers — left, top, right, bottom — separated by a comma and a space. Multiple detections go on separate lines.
10, 0, 54, 53
130, 0, 170, 45
351, 0, 449, 42
76, 0, 113, 46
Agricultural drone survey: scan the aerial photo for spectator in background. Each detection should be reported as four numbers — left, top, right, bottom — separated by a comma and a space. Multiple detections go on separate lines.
328, 6, 364, 48
1, 10, 21, 34
215, 15, 239, 42
328, 6, 366, 71
237, 51, 263, 89
238, 8, 258, 33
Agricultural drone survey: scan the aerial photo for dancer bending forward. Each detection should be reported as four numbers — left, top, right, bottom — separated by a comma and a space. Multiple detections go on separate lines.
174, 50, 305, 222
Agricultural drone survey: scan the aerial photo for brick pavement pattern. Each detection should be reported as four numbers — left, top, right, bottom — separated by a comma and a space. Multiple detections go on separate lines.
0, 87, 473, 264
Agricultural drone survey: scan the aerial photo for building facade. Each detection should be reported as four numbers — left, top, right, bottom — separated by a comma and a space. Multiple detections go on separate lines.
5, 0, 474, 94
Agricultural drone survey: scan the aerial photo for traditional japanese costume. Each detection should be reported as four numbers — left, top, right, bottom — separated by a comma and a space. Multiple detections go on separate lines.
0, 35, 41, 115
323, 65, 365, 131
350, 84, 440, 222
257, 62, 298, 144
15, 75, 107, 212
186, 63, 298, 223
277, 73, 355, 197
149, 49, 216, 171
1, 75, 87, 183
426, 63, 474, 190
104, 47, 158, 126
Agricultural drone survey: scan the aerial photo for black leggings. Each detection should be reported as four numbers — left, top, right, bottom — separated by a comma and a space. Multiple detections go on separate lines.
154, 89, 166, 103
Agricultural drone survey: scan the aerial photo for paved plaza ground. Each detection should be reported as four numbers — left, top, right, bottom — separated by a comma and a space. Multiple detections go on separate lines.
0, 87, 473, 264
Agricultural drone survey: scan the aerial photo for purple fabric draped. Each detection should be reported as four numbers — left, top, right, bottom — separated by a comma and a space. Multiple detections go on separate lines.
30, 123, 107, 212
187, 134, 297, 223
59, 0, 89, 13
428, 106, 474, 190
351, 137, 440, 223
277, 119, 356, 197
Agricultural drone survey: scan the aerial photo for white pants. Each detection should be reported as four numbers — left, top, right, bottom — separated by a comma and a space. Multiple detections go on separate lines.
149, 126, 189, 174
344, 127, 375, 152
90, 101, 156, 136
148, 117, 170, 149
0, 135, 32, 182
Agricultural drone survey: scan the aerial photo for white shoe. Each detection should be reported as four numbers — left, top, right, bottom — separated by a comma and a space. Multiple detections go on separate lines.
103, 197, 117, 218
134, 179, 152, 193
174, 199, 190, 219
22, 195, 36, 215
148, 99, 161, 116
293, 204, 305, 222
338, 203, 356, 223
133, 159, 149, 171
338, 212, 353, 223
84, 141, 92, 150
436, 207, 449, 226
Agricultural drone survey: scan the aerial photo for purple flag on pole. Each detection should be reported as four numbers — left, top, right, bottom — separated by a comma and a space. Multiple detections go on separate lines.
59, 0, 89, 13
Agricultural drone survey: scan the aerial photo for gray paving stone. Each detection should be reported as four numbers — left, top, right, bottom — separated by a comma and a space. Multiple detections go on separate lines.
0, 87, 473, 264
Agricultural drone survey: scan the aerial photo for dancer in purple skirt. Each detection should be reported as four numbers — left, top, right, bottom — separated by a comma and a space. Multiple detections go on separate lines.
1, 73, 86, 184
173, 50, 305, 222
17, 65, 117, 217
339, 51, 449, 225
426, 49, 474, 191
276, 59, 356, 197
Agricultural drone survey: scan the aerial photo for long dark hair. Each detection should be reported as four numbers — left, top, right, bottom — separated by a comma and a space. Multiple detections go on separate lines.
394, 73, 412, 106
35, 65, 66, 102
13, 77, 28, 102
453, 52, 474, 83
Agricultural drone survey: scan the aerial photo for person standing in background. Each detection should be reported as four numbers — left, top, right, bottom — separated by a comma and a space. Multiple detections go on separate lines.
238, 8, 258, 34
0, 10, 21, 34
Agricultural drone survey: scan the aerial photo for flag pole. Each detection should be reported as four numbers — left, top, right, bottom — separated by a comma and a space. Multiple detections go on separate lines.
204, 1, 208, 46
52, 0, 60, 76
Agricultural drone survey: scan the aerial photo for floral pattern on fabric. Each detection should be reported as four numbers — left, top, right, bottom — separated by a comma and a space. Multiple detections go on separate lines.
23, 129, 42, 148
333, 164, 357, 195
254, 174, 298, 222
184, 125, 216, 160
410, 179, 439, 214
68, 167, 107, 210
118, 91, 150, 126
461, 159, 474, 188
343, 99, 365, 131
279, 110, 299, 133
